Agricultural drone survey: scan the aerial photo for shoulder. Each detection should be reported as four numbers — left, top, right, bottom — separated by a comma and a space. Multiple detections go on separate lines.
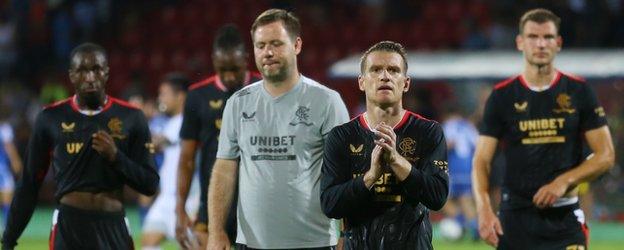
328, 118, 359, 140
188, 75, 218, 91
300, 76, 341, 99
42, 97, 72, 111
493, 75, 520, 91
232, 81, 262, 99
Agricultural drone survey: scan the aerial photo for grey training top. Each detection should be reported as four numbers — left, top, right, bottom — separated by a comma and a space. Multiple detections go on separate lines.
217, 75, 349, 249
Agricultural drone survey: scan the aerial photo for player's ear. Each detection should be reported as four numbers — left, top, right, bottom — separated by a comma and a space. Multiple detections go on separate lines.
294, 37, 302, 55
403, 76, 410, 93
556, 35, 562, 51
516, 34, 523, 51
358, 75, 365, 91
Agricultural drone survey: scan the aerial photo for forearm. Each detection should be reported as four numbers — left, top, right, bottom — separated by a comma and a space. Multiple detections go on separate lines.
472, 159, 494, 213
176, 154, 195, 212
113, 150, 159, 195
556, 152, 615, 187
4, 143, 22, 175
2, 179, 41, 248
321, 176, 372, 218
389, 155, 411, 181
208, 160, 238, 232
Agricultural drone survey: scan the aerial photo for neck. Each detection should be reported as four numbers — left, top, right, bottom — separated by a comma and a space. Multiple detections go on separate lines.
263, 69, 300, 97
522, 63, 556, 87
76, 93, 106, 110
365, 102, 405, 129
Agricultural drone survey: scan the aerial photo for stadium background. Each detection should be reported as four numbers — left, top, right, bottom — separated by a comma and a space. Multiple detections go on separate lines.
0, 0, 623, 249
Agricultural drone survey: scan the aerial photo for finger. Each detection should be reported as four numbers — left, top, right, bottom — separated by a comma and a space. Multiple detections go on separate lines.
374, 131, 392, 142
494, 219, 504, 235
374, 140, 393, 151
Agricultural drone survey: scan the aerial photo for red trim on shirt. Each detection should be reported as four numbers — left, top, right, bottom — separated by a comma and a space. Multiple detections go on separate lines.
393, 111, 411, 130
358, 114, 369, 130
44, 98, 71, 109
559, 71, 586, 83
518, 71, 562, 90
494, 75, 520, 90
581, 223, 590, 246
69, 95, 80, 112
49, 224, 57, 250
110, 97, 139, 110
189, 75, 218, 90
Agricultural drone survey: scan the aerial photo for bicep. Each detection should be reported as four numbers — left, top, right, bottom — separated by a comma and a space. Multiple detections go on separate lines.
473, 135, 498, 165
584, 126, 614, 156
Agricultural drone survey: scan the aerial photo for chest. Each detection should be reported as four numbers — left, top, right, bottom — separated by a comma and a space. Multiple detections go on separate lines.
502, 89, 581, 141
237, 97, 324, 153
49, 113, 133, 155
196, 95, 228, 130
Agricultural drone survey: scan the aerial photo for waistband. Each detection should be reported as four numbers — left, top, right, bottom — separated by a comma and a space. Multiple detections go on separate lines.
57, 203, 125, 219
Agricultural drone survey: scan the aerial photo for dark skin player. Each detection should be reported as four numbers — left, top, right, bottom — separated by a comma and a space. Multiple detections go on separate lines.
60, 50, 123, 211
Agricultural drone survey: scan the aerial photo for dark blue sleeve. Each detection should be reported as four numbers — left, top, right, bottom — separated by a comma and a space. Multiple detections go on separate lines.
179, 90, 201, 140
400, 123, 449, 210
480, 89, 504, 138
2, 112, 52, 249
320, 127, 373, 219
111, 111, 159, 195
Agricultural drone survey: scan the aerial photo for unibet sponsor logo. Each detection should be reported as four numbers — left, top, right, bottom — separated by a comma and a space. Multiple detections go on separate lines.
66, 142, 84, 154
250, 136, 295, 146
518, 118, 566, 144
250, 136, 296, 161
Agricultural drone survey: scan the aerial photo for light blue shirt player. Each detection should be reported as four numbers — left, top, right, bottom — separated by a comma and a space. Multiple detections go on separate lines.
217, 76, 349, 249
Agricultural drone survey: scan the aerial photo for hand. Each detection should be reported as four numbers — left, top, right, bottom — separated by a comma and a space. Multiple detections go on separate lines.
363, 145, 384, 188
206, 230, 230, 250
92, 130, 118, 162
175, 210, 194, 249
533, 178, 569, 208
477, 209, 504, 247
373, 123, 398, 164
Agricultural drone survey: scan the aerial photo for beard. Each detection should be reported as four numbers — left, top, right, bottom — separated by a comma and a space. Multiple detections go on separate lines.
258, 60, 289, 82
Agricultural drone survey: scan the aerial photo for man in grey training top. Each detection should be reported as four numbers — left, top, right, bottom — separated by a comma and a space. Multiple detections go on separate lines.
206, 9, 349, 250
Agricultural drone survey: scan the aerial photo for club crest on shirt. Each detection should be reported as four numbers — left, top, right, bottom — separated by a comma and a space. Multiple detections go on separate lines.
61, 122, 75, 133
349, 144, 364, 156
289, 106, 313, 126
108, 118, 126, 139
209, 99, 223, 109
144, 142, 155, 154
594, 107, 606, 117
398, 137, 419, 162
553, 93, 576, 114
215, 119, 222, 129
514, 101, 528, 113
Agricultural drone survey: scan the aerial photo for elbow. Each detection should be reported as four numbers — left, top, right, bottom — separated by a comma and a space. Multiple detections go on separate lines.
142, 175, 160, 196
320, 193, 343, 219
602, 151, 616, 172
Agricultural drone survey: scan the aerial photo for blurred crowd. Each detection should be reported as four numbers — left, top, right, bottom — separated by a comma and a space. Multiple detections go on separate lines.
0, 0, 623, 223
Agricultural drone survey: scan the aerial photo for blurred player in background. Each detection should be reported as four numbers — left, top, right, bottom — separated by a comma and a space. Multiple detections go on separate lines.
320, 41, 448, 249
207, 9, 348, 249
142, 73, 200, 250
175, 24, 261, 249
440, 105, 478, 240
0, 110, 22, 229
472, 8, 615, 249
1, 43, 159, 249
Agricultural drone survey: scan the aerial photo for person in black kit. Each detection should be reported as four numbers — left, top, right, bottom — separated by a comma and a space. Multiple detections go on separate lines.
472, 9, 615, 250
1, 43, 159, 249
175, 24, 261, 249
320, 41, 449, 249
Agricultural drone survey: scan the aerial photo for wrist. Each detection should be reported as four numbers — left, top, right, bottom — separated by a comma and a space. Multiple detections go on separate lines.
363, 171, 379, 189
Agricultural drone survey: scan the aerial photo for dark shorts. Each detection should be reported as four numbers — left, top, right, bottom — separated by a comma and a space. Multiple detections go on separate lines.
236, 244, 335, 250
498, 204, 588, 250
50, 204, 133, 250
